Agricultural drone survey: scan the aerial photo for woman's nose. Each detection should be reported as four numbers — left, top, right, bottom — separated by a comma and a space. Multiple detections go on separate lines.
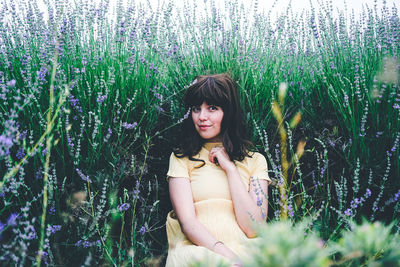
198, 109, 208, 120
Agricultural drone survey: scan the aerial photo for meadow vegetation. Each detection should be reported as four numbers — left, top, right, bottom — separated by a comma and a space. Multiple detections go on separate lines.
0, 0, 399, 266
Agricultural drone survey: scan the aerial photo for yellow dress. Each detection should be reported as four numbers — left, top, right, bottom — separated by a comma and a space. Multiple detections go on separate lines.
165, 142, 271, 266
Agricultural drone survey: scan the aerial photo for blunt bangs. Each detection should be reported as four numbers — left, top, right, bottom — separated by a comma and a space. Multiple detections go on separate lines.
184, 77, 229, 109
175, 73, 253, 163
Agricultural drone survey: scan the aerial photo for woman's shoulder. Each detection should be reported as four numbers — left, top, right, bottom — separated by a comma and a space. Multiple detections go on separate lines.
169, 151, 189, 161
237, 150, 267, 168
244, 150, 266, 161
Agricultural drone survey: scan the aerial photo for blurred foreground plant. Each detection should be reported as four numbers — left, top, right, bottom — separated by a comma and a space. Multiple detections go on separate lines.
245, 219, 330, 267
331, 220, 400, 266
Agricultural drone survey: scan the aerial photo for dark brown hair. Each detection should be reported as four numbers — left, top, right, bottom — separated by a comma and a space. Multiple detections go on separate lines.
174, 73, 253, 166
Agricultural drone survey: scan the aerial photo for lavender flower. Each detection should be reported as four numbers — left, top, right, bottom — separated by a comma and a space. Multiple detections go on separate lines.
0, 134, 14, 157
24, 225, 37, 240
49, 206, 55, 215
139, 226, 146, 235
83, 241, 90, 248
7, 213, 18, 226
97, 94, 107, 104
7, 79, 16, 87
118, 203, 131, 211
177, 108, 191, 123
104, 128, 112, 142
47, 225, 61, 234
76, 168, 92, 183
36, 67, 48, 82
366, 188, 372, 197
16, 147, 25, 160
122, 122, 138, 130
344, 209, 352, 216
287, 203, 294, 218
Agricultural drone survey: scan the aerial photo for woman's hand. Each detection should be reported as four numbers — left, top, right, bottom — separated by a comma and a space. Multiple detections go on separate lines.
212, 241, 243, 266
209, 146, 236, 172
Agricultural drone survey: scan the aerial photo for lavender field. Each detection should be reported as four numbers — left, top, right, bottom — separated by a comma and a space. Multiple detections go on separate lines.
0, 0, 399, 266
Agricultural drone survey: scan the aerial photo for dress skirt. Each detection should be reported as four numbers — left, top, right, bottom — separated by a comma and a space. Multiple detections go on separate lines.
165, 198, 260, 266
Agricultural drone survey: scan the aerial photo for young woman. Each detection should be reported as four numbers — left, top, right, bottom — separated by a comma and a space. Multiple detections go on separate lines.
165, 73, 270, 266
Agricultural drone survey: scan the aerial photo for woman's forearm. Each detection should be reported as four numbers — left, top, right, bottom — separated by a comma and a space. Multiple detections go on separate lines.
225, 166, 265, 237
180, 218, 240, 262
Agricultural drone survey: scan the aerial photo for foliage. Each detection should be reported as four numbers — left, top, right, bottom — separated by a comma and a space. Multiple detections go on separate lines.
0, 0, 399, 265
245, 219, 331, 267
331, 220, 400, 266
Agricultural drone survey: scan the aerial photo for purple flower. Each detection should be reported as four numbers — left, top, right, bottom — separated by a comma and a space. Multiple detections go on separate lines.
49, 205, 55, 215
366, 188, 372, 197
122, 122, 138, 130
36, 67, 48, 82
76, 168, 92, 183
16, 147, 25, 160
97, 94, 107, 104
328, 140, 335, 147
139, 226, 146, 235
69, 95, 78, 106
7, 213, 18, 226
154, 92, 163, 101
118, 203, 130, 211
287, 204, 294, 218
0, 222, 5, 232
25, 225, 37, 240
7, 79, 16, 87
344, 209, 352, 216
83, 241, 90, 248
130, 188, 140, 199
0, 135, 14, 157
155, 105, 165, 113
47, 225, 61, 234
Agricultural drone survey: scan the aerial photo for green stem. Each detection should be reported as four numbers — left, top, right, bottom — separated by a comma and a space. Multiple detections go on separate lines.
36, 37, 58, 267
131, 136, 150, 266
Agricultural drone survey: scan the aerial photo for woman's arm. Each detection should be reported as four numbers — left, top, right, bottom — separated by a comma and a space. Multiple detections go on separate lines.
209, 148, 269, 238
225, 169, 268, 237
169, 177, 242, 264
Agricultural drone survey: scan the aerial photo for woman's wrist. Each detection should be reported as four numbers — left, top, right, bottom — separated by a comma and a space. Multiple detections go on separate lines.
212, 240, 224, 252
212, 241, 240, 262
223, 162, 237, 173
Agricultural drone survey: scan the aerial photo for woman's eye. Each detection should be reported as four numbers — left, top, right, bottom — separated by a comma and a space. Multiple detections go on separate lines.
192, 106, 200, 112
209, 106, 218, 111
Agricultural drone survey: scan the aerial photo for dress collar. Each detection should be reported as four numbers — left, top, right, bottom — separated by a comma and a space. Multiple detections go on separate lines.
203, 142, 223, 151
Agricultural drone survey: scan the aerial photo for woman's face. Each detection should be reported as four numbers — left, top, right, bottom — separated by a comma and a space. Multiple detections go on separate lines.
191, 101, 224, 142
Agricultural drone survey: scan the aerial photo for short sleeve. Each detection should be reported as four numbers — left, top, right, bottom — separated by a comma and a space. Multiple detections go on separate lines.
251, 153, 271, 184
166, 152, 190, 181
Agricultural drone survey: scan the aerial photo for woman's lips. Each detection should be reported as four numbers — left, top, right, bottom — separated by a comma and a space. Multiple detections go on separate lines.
199, 125, 211, 130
